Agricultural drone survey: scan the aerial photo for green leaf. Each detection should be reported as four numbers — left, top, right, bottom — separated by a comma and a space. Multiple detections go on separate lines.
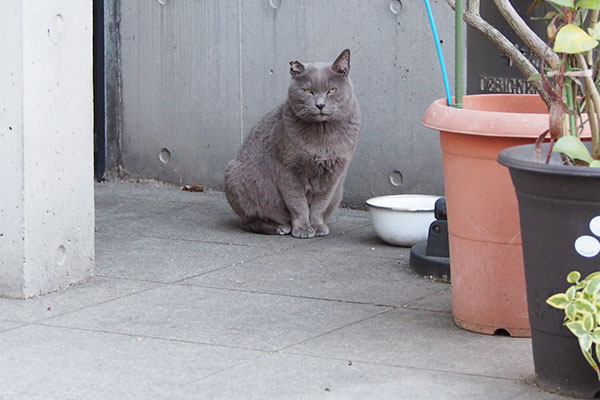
568, 271, 582, 284
567, 285, 578, 301
591, 329, 600, 343
567, 303, 577, 320
547, 293, 571, 309
584, 312, 595, 331
586, 276, 600, 296
568, 321, 589, 336
528, 74, 542, 82
581, 344, 600, 372
576, 298, 596, 314
554, 24, 599, 54
586, 272, 600, 281
580, 333, 594, 351
553, 136, 595, 164
577, 0, 600, 9
547, 0, 575, 6
591, 160, 600, 168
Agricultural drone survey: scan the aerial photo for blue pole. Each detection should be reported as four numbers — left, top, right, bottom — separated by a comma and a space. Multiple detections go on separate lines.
424, 0, 453, 106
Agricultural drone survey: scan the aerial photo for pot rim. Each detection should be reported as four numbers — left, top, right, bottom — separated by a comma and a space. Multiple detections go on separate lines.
498, 142, 600, 177
423, 94, 551, 138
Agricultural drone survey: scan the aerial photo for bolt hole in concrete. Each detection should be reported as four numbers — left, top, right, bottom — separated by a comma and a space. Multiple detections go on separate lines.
53, 14, 64, 34
158, 0, 168, 5
389, 0, 402, 14
55, 245, 66, 266
47, 14, 64, 45
389, 170, 403, 187
493, 328, 511, 337
269, 0, 281, 10
159, 148, 171, 164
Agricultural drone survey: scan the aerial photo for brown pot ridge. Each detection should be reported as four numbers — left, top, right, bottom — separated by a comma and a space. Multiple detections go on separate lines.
423, 94, 549, 337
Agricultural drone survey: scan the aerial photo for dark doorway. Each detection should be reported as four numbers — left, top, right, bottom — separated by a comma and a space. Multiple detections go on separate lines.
93, 0, 105, 181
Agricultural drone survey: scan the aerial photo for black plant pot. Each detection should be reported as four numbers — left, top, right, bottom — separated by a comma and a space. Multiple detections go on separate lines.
498, 142, 600, 398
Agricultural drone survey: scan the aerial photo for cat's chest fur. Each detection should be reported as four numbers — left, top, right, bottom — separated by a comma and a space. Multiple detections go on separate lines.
279, 121, 353, 180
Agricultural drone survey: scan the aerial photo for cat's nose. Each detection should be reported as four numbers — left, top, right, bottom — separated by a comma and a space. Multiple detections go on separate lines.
316, 103, 325, 110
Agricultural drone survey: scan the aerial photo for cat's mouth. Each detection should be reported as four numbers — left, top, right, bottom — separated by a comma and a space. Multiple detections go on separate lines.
313, 112, 333, 121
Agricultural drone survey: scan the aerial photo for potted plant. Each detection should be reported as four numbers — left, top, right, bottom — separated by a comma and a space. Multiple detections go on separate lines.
495, 2, 600, 396
422, 1, 559, 338
546, 270, 600, 396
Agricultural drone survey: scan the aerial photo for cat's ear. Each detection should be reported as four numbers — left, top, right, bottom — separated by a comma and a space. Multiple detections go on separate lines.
289, 61, 305, 76
332, 49, 351, 76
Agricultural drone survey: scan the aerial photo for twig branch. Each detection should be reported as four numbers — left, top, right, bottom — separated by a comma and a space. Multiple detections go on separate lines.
445, 0, 551, 105
493, 0, 560, 70
576, 53, 600, 155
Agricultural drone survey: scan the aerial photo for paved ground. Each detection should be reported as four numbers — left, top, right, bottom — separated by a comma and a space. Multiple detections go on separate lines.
0, 181, 568, 399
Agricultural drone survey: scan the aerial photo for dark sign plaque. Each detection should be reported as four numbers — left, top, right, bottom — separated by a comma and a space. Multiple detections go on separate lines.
467, 3, 547, 95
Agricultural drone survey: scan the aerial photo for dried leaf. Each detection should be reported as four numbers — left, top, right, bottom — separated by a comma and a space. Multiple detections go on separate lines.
181, 185, 205, 192
549, 102, 564, 140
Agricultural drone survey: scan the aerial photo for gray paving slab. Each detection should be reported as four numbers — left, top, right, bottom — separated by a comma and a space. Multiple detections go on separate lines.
94, 183, 217, 228
0, 181, 566, 399
512, 389, 569, 399
286, 308, 534, 380
182, 247, 448, 307
405, 286, 453, 313
42, 284, 390, 351
96, 181, 375, 250
300, 224, 412, 260
0, 277, 156, 323
0, 392, 73, 400
0, 324, 261, 400
186, 352, 553, 400
0, 320, 25, 333
95, 194, 192, 225
97, 196, 302, 249
96, 232, 274, 282
95, 180, 226, 205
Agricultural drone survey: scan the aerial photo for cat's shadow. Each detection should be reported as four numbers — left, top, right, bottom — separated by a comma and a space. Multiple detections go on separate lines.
222, 217, 243, 233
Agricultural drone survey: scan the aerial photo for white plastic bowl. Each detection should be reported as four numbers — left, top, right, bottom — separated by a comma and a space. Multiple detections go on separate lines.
366, 194, 441, 247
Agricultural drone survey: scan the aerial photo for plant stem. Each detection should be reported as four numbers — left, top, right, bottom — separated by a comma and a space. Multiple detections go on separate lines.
454, 0, 465, 108
566, 80, 577, 137
588, 10, 599, 66
583, 78, 597, 142
576, 53, 600, 156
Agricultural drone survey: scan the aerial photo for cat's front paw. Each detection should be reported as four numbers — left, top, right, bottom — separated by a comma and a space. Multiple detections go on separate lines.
312, 223, 329, 237
291, 225, 316, 239
276, 223, 292, 235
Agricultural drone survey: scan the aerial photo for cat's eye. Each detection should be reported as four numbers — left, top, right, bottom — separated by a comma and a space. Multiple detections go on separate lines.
328, 88, 337, 94
303, 88, 314, 94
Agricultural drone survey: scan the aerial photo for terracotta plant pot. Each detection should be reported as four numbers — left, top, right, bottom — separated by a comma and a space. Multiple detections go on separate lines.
423, 94, 549, 337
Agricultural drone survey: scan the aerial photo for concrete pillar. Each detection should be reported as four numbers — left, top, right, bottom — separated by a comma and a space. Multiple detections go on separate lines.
0, 2, 94, 298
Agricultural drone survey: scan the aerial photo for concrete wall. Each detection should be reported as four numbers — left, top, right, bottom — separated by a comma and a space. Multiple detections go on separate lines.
0, 1, 94, 298
116, 0, 455, 206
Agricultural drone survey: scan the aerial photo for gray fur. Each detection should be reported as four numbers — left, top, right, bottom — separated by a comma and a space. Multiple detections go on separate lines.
224, 49, 361, 238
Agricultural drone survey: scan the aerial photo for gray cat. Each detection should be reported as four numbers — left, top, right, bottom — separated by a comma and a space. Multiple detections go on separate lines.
224, 49, 361, 238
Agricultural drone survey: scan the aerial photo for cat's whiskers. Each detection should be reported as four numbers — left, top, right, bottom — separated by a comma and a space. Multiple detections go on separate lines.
293, 106, 312, 122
